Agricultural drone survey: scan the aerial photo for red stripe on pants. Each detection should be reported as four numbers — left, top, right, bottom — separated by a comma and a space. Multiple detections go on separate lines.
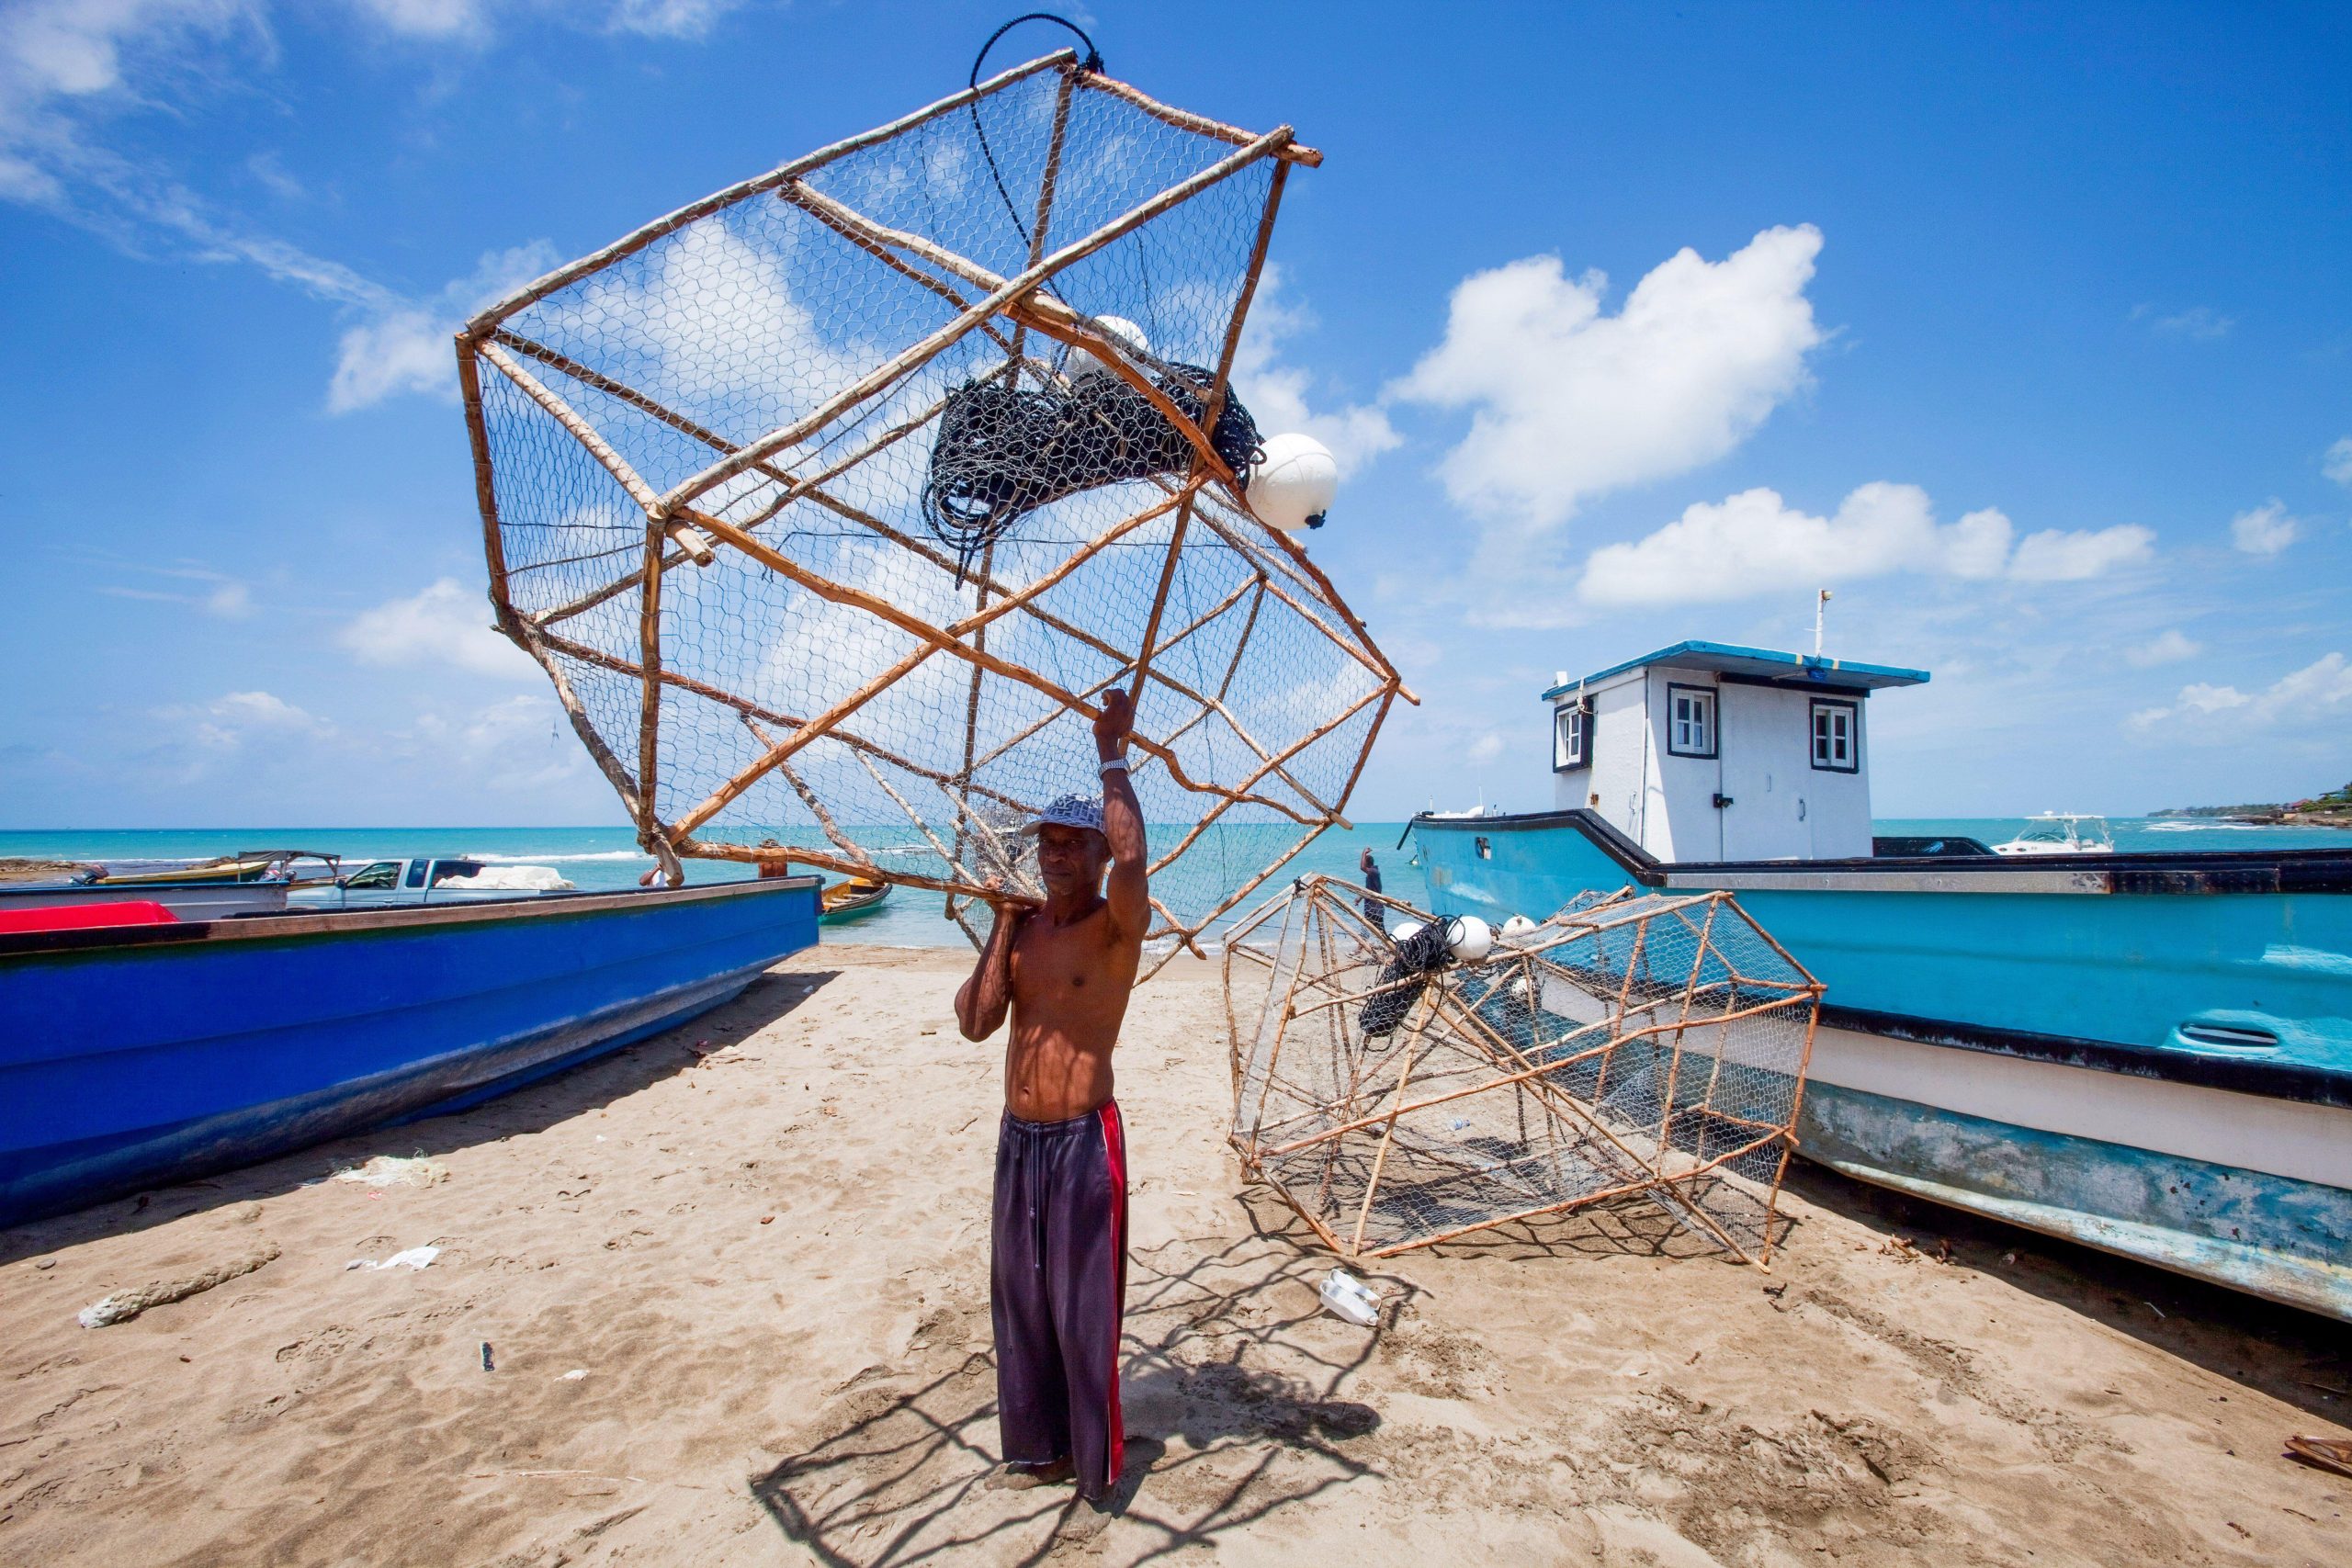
1096, 1100, 1127, 1484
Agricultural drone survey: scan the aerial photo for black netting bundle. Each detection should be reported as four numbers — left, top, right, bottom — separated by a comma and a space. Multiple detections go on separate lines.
1360, 919, 1457, 1038
921, 360, 1262, 575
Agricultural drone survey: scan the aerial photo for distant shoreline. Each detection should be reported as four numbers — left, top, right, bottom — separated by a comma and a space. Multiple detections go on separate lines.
2151, 798, 2352, 830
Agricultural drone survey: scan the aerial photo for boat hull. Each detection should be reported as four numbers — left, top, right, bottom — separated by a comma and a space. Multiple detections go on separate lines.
1803, 1028, 2351, 1318
1411, 809, 2352, 1319
0, 877, 820, 1228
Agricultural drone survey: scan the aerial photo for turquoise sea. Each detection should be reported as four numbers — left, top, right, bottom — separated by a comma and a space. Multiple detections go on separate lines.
3, 818, 2341, 950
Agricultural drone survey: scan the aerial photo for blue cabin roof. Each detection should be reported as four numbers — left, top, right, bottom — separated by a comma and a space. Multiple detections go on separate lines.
1539, 640, 1931, 700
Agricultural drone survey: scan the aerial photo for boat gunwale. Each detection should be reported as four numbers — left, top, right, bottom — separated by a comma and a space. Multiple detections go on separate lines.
1409, 807, 2352, 894
0, 874, 823, 961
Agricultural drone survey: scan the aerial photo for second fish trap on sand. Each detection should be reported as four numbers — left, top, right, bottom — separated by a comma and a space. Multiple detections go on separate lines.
1223, 879, 1823, 1264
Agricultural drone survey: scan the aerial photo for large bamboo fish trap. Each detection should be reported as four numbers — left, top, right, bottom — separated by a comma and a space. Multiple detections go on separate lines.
454, 48, 1408, 970
1225, 879, 1824, 1263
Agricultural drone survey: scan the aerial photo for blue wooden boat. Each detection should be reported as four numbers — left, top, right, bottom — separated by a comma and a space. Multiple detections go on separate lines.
0, 875, 820, 1228
1410, 642, 2352, 1321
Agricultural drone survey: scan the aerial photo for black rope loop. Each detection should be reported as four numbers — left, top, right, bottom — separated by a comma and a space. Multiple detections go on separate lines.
968, 13, 1103, 248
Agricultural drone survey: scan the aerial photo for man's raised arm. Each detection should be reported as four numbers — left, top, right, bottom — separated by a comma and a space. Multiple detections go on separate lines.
1095, 690, 1148, 939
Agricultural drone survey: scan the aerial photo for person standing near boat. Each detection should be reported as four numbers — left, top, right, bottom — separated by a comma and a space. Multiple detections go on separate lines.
1359, 847, 1385, 932
954, 690, 1146, 1508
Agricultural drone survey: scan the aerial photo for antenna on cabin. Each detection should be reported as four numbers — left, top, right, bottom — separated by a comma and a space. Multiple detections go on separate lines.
1814, 589, 1833, 656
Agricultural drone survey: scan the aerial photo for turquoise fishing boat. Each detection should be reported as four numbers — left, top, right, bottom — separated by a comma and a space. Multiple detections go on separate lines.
1410, 641, 2352, 1321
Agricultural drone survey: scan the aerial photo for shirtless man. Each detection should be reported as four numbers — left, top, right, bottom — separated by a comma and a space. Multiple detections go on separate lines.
955, 689, 1146, 1506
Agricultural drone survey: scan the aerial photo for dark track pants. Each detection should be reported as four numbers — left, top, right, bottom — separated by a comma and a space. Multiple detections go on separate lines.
990, 1100, 1127, 1501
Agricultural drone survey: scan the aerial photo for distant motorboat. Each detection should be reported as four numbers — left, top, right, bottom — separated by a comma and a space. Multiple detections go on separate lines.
1989, 813, 2116, 856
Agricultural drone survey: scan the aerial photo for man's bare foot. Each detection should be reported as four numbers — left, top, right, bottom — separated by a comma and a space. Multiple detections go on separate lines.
987, 1458, 1074, 1491
1053, 1494, 1114, 1543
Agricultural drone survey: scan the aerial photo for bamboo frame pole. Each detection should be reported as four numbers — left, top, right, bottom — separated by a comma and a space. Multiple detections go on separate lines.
1652, 899, 1722, 1154
526, 624, 1040, 818
1362, 1133, 1787, 1260
673, 838, 1021, 903
635, 512, 671, 878
1074, 71, 1322, 166
945, 66, 1077, 893
1255, 990, 1808, 1159
462, 50, 1080, 340
477, 342, 662, 513
956, 571, 1259, 784
665, 127, 1293, 511
501, 608, 643, 821
673, 505, 1320, 826
1135, 816, 1329, 982
1141, 680, 1389, 870
458, 346, 510, 602
1348, 987, 1439, 1257
674, 637, 941, 838
940, 488, 1195, 638
736, 709, 876, 873
781, 188, 1249, 506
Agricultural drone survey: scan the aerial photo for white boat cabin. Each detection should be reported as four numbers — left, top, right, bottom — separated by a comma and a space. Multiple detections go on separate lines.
1544, 641, 1928, 863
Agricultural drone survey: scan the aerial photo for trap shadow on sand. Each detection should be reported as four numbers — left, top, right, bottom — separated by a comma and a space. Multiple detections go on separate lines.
751, 1232, 1386, 1566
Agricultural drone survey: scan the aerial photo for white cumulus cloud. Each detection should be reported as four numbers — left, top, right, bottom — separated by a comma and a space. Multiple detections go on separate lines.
340, 577, 538, 679
2326, 436, 2352, 489
1227, 265, 1398, 477
329, 241, 559, 412
1390, 224, 1826, 528
2130, 652, 2352, 736
2229, 499, 2301, 558
2007, 523, 2155, 581
169, 689, 335, 749
2124, 628, 2201, 668
1577, 482, 2150, 605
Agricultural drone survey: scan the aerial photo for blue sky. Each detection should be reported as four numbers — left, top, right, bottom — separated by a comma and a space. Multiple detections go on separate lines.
2, 0, 2346, 828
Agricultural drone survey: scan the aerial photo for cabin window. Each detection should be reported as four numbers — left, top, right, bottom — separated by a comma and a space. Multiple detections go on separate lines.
404, 859, 429, 889
1552, 697, 1591, 771
345, 861, 400, 891
1666, 684, 1717, 759
1810, 699, 1859, 773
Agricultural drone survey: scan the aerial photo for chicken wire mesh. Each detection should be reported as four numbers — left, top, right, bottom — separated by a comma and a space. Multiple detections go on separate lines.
456, 51, 1404, 967
1224, 879, 1823, 1263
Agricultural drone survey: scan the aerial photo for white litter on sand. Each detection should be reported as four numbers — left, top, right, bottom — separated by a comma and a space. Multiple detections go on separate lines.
560, 1369, 588, 1381
1318, 1269, 1381, 1327
345, 1246, 442, 1272
79, 1245, 282, 1327
332, 1156, 448, 1189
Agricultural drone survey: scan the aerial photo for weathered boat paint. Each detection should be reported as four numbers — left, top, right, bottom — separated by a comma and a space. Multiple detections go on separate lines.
1804, 1083, 2352, 1318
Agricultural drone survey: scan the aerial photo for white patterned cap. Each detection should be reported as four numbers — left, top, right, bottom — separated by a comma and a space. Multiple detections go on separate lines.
1022, 793, 1104, 836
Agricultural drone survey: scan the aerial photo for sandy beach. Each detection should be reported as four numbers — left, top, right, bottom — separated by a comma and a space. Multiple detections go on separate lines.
2, 943, 2345, 1567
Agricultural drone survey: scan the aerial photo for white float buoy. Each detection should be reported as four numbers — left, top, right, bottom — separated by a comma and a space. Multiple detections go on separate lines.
1246, 432, 1338, 531
1444, 915, 1494, 964
1391, 919, 1425, 944
1500, 914, 1539, 942
1069, 315, 1150, 378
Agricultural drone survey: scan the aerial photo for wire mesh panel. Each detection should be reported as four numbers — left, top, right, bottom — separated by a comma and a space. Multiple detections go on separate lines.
456, 51, 1404, 969
1224, 878, 1823, 1264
